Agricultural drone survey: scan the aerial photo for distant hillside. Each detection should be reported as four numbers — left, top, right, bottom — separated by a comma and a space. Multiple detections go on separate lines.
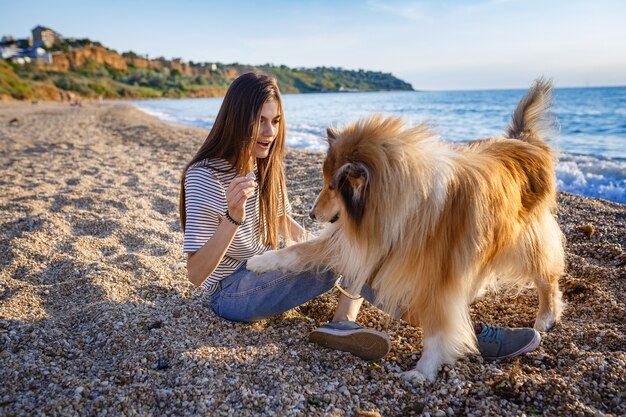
0, 36, 413, 101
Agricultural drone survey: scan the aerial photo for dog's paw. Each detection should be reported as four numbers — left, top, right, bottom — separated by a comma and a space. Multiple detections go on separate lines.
399, 369, 431, 384
534, 313, 556, 332
247, 252, 280, 273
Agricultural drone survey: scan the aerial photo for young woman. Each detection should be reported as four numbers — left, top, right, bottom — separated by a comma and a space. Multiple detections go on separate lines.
180, 72, 541, 362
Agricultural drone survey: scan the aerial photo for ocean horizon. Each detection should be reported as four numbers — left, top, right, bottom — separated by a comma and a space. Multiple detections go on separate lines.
130, 86, 626, 204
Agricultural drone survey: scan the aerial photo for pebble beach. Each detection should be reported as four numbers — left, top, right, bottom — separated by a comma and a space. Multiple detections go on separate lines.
1, 102, 624, 416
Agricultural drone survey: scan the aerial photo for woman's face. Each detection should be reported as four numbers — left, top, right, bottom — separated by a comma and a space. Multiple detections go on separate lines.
252, 99, 280, 160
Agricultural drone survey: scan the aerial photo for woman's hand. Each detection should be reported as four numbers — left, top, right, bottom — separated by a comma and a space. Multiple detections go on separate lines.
225, 176, 256, 223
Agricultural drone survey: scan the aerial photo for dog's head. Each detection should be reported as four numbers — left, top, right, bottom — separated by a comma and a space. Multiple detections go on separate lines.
309, 137, 370, 225
310, 115, 413, 227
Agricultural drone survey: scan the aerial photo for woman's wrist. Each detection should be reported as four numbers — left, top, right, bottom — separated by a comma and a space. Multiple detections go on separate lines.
224, 210, 244, 226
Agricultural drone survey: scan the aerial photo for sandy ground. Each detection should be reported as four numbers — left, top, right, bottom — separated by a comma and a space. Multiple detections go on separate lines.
0, 102, 624, 417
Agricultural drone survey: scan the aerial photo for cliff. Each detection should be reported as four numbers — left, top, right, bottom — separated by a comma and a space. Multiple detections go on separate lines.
3, 43, 413, 101
42, 46, 128, 72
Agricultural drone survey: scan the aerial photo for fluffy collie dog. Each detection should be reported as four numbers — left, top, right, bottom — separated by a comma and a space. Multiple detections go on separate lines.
247, 79, 565, 382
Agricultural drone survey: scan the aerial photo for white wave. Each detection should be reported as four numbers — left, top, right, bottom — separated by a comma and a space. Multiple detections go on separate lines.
135, 106, 179, 123
286, 124, 327, 152
556, 154, 626, 203
286, 134, 327, 152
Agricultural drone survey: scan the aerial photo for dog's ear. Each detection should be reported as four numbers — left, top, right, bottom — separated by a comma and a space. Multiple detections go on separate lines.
334, 162, 369, 224
327, 127, 338, 146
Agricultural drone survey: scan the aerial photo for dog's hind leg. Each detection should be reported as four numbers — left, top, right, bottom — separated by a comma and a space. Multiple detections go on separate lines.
524, 212, 565, 331
533, 271, 564, 332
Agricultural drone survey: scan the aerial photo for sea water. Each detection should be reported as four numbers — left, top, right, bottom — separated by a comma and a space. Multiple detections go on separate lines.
130, 86, 626, 204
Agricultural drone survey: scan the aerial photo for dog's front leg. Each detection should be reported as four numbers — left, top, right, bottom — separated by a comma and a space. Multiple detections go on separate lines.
247, 245, 302, 273
401, 302, 475, 383
401, 333, 445, 383
247, 237, 327, 274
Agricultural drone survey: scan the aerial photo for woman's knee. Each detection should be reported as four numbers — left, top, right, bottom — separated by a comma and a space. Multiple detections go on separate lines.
210, 296, 260, 323
211, 302, 256, 323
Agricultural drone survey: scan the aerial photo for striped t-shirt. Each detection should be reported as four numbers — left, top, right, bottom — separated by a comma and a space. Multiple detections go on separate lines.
183, 158, 291, 294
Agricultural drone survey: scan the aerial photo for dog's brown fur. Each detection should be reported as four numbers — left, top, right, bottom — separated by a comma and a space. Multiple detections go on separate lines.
248, 79, 565, 381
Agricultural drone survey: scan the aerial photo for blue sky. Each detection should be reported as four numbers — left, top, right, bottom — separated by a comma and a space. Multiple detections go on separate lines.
2, 0, 625, 90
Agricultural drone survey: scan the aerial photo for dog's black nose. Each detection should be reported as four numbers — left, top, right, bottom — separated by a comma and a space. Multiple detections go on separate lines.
309, 211, 316, 220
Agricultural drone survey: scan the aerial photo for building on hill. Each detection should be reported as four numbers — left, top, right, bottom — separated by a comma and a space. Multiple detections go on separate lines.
2, 46, 52, 65
26, 47, 52, 64
32, 25, 63, 48
1, 45, 20, 60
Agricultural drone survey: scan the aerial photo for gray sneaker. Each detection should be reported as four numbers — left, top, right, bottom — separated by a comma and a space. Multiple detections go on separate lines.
476, 322, 541, 360
309, 321, 391, 361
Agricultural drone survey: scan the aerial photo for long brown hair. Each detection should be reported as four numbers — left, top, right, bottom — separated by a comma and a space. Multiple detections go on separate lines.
179, 72, 289, 249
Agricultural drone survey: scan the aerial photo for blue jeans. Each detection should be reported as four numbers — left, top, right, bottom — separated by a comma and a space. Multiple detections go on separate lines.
209, 265, 380, 323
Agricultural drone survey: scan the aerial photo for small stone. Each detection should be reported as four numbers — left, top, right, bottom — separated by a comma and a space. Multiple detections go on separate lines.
435, 410, 446, 417
153, 358, 170, 370
0, 350, 11, 358
402, 402, 425, 414
307, 395, 322, 405
578, 224, 594, 237
147, 320, 163, 330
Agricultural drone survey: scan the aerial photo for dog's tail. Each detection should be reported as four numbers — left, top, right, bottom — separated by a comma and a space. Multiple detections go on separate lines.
507, 78, 554, 146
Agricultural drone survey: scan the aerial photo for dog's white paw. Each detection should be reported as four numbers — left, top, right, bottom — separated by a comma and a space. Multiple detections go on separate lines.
247, 252, 280, 273
400, 369, 431, 384
534, 313, 556, 332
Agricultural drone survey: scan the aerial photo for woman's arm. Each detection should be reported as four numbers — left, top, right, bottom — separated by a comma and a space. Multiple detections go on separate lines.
186, 175, 256, 287
187, 219, 239, 287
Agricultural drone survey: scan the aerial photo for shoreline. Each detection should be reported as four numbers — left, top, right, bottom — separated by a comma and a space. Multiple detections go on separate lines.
0, 102, 624, 416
